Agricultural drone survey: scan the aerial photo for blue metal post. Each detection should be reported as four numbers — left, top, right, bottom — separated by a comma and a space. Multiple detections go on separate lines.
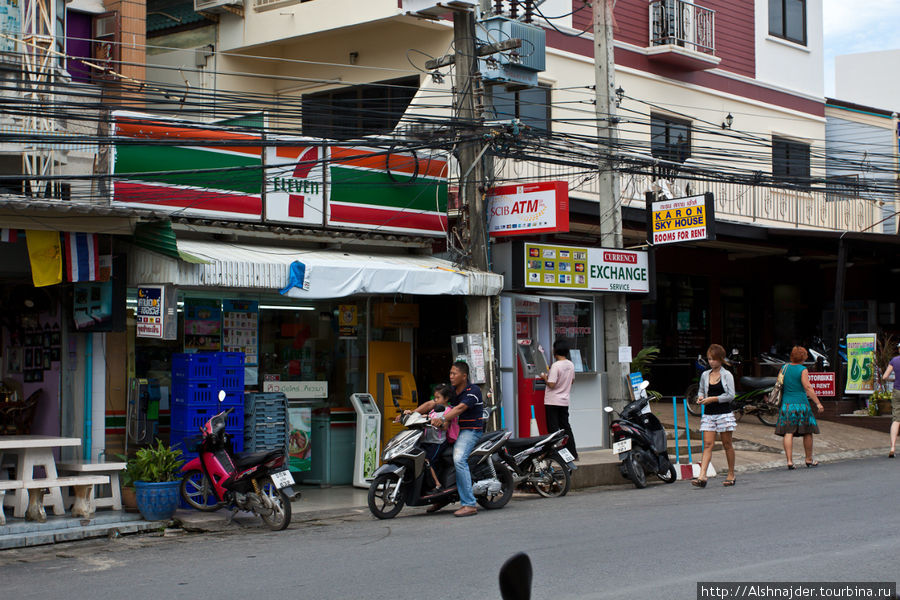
672, 396, 680, 465
83, 334, 93, 460
683, 397, 692, 464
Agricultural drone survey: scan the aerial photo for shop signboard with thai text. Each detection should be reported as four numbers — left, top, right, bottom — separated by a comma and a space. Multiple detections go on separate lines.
845, 333, 877, 394
648, 193, 716, 246
808, 372, 836, 396
523, 243, 649, 293
487, 181, 569, 236
263, 380, 328, 399
136, 285, 177, 339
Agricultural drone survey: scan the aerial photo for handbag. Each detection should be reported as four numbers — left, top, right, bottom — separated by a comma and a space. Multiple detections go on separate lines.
768, 365, 787, 406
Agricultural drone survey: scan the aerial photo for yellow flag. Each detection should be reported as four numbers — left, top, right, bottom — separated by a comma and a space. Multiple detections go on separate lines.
26, 230, 62, 287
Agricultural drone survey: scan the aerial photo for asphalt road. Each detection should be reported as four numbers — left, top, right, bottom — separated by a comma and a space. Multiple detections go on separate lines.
2, 457, 897, 600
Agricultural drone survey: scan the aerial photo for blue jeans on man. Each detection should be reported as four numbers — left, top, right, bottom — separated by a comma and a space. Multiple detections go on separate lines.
453, 428, 482, 507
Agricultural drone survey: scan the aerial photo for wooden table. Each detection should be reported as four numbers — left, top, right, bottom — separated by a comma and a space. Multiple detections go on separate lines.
0, 436, 82, 518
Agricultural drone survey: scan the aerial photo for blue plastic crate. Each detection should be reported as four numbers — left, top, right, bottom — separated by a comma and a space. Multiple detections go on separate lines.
244, 394, 286, 415
172, 381, 217, 406
171, 405, 244, 433
217, 365, 244, 391
172, 353, 218, 381
216, 352, 244, 367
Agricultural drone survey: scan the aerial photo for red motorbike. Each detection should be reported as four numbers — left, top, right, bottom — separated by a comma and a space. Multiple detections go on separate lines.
179, 405, 297, 530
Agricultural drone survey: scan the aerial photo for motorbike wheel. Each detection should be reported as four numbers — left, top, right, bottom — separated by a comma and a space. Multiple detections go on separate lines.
367, 474, 405, 520
180, 469, 224, 512
476, 462, 515, 510
259, 478, 292, 531
623, 452, 647, 489
532, 456, 571, 498
732, 405, 745, 422
657, 464, 678, 484
685, 384, 702, 416
756, 396, 780, 426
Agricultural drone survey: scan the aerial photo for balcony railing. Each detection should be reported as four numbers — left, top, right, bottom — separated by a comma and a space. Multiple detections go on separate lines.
649, 0, 715, 56
490, 158, 879, 233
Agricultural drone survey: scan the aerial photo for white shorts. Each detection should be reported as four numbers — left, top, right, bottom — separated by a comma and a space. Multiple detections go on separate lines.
700, 412, 736, 433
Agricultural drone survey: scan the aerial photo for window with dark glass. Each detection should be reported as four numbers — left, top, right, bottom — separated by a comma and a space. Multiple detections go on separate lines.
651, 114, 691, 163
769, 0, 806, 45
491, 85, 551, 133
772, 137, 810, 183
302, 76, 420, 139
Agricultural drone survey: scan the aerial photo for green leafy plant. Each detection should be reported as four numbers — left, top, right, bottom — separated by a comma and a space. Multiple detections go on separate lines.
132, 440, 184, 483
115, 453, 139, 488
631, 346, 660, 378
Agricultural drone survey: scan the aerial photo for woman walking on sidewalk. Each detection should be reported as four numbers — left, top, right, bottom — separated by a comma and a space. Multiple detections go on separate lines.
880, 342, 900, 458
692, 344, 737, 488
775, 346, 824, 469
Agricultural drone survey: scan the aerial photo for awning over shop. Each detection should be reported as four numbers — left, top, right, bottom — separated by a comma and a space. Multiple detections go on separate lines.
129, 239, 503, 298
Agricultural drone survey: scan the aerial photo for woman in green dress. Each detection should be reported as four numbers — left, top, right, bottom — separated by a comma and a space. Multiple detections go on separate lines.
775, 346, 825, 468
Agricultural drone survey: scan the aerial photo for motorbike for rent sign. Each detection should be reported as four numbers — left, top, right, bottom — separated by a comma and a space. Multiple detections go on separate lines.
648, 192, 716, 246
845, 333, 877, 394
808, 372, 836, 397
523, 243, 649, 293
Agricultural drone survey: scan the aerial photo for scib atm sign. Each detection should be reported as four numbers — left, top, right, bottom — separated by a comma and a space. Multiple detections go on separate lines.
648, 193, 716, 246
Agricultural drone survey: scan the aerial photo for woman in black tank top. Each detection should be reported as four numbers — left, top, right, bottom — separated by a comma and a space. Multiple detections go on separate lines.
692, 344, 737, 488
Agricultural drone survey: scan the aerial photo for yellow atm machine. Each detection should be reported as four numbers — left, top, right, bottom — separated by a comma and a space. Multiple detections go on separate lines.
375, 371, 418, 452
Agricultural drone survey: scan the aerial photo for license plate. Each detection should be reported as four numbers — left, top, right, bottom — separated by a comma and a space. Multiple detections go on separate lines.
557, 448, 575, 463
612, 438, 631, 455
270, 469, 294, 489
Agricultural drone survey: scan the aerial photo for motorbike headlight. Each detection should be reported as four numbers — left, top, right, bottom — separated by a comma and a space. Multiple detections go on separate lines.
382, 431, 419, 461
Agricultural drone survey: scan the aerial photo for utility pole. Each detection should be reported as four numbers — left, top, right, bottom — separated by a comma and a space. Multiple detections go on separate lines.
594, 0, 631, 406
424, 4, 519, 407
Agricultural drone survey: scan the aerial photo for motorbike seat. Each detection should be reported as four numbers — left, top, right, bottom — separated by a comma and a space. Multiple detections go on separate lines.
505, 436, 550, 451
740, 376, 777, 389
480, 430, 507, 444
232, 449, 283, 471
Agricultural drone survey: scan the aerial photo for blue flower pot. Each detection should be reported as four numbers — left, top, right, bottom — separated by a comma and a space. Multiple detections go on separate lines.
134, 480, 182, 521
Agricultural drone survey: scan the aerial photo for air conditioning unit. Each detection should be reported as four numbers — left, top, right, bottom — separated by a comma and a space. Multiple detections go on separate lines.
477, 16, 546, 87
194, 0, 243, 14
403, 1, 475, 17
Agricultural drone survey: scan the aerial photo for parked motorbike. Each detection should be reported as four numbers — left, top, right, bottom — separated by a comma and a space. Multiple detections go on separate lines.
731, 376, 779, 425
367, 407, 515, 519
498, 429, 576, 498
604, 381, 677, 489
179, 392, 297, 531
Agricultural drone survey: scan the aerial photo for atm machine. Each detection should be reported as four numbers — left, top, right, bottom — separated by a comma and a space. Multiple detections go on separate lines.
374, 371, 418, 452
516, 341, 550, 438
349, 393, 381, 489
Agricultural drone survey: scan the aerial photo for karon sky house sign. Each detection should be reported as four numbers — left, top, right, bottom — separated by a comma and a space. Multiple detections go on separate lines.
648, 193, 716, 246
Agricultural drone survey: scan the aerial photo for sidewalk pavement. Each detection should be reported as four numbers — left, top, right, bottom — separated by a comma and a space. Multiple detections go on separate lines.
177, 412, 893, 533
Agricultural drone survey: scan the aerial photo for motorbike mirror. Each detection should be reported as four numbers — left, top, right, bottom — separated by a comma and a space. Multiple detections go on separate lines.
432, 404, 446, 413
638, 380, 650, 391
499, 552, 532, 600
604, 406, 614, 413
217, 390, 226, 403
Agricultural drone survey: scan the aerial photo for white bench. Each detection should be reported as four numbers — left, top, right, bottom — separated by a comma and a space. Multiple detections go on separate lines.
0, 480, 24, 525
21, 475, 109, 522
57, 460, 126, 512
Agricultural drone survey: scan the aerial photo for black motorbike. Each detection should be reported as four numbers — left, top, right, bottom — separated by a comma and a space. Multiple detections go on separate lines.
498, 429, 576, 498
604, 381, 677, 489
367, 408, 515, 519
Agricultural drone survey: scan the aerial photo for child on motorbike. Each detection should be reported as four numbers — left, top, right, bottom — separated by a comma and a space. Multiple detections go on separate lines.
399, 384, 458, 490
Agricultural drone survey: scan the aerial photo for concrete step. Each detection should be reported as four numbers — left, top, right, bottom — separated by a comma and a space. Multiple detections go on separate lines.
0, 512, 162, 550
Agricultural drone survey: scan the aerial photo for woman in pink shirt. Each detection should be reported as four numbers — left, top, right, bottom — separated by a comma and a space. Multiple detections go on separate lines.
540, 339, 578, 460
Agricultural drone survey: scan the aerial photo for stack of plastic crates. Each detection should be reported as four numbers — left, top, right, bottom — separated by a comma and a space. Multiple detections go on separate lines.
244, 392, 288, 454
170, 352, 246, 461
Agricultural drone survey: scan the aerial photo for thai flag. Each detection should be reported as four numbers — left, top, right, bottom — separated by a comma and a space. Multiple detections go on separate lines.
0, 228, 17, 243
64, 232, 100, 282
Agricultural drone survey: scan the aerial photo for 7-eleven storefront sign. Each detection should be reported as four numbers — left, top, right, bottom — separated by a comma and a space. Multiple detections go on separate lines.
112, 112, 449, 237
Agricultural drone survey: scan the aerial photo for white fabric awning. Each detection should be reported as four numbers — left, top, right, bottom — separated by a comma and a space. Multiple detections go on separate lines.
129, 240, 503, 299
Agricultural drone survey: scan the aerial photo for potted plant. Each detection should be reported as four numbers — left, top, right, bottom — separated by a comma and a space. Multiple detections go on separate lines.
132, 440, 185, 521
115, 454, 140, 513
